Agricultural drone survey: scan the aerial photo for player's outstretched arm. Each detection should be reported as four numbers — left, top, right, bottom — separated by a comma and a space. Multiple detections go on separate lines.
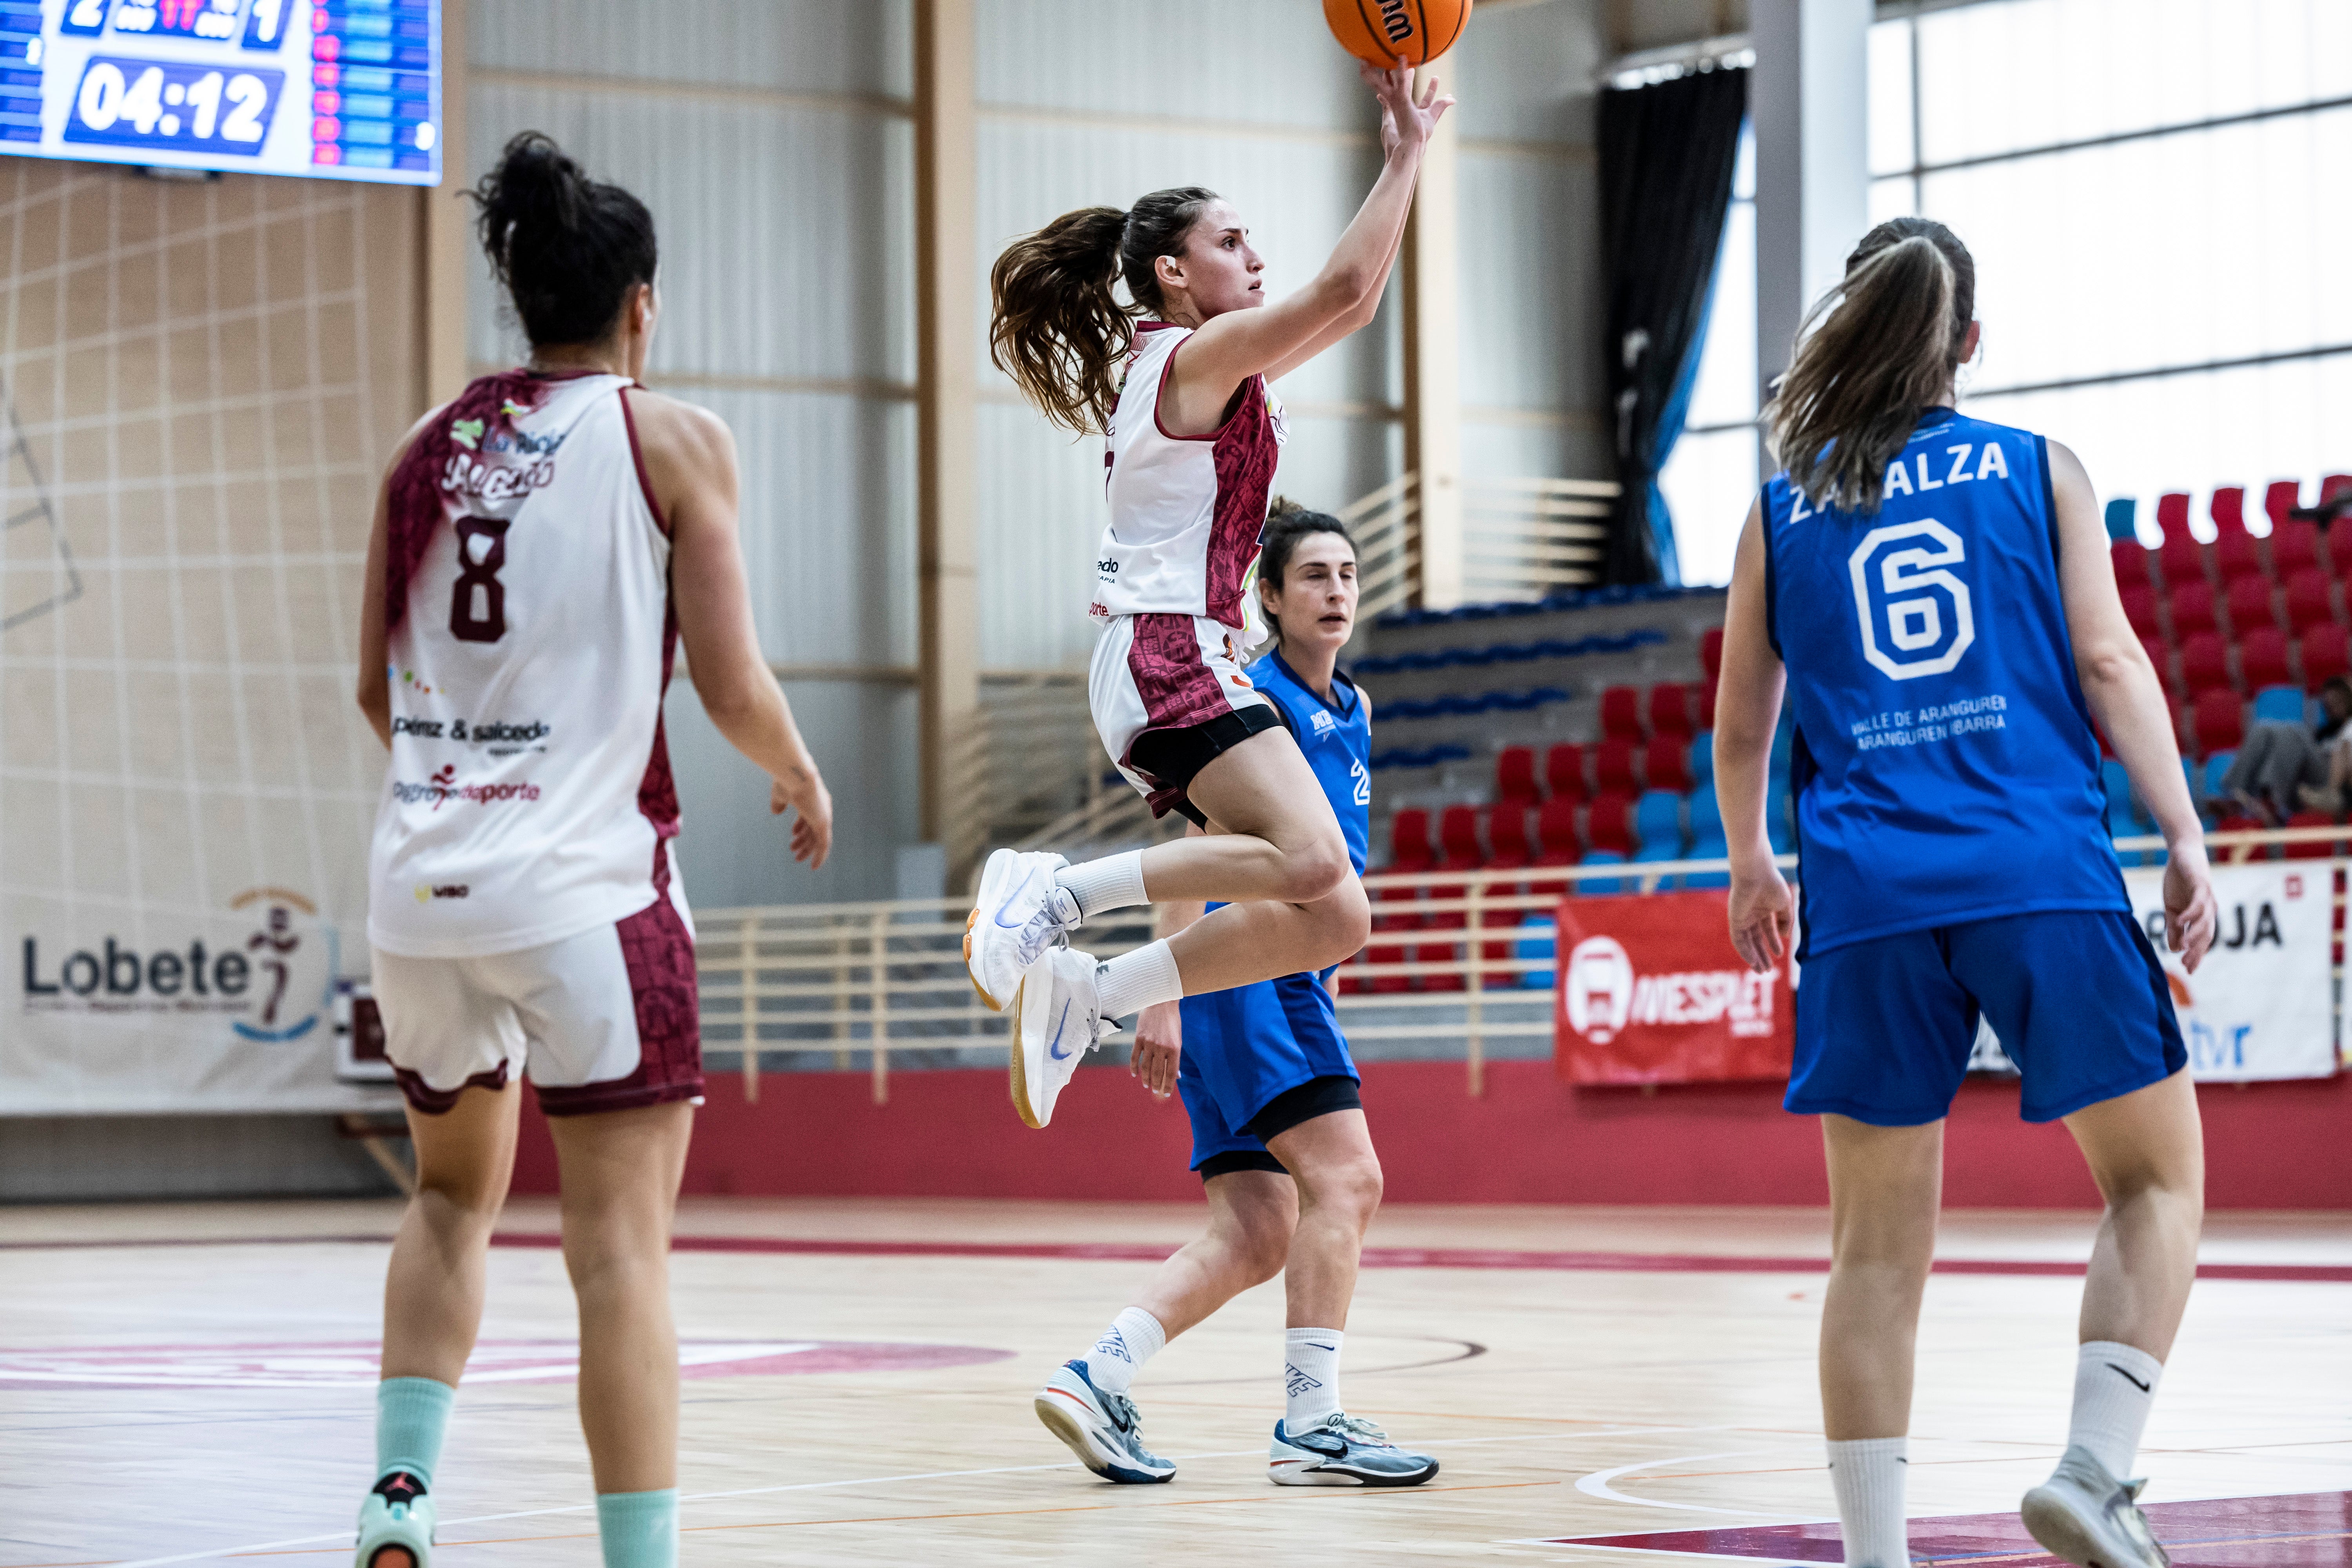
2050, 440, 2214, 969
1168, 62, 1452, 420
636, 387, 834, 869
1715, 501, 1795, 974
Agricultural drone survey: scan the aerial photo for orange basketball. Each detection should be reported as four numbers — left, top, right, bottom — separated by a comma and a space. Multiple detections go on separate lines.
1323, 0, 1471, 67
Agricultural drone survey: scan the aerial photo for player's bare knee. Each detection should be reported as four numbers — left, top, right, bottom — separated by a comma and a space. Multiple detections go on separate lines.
1235, 1218, 1294, 1284
1270, 833, 1352, 905
1305, 1152, 1383, 1230
1301, 875, 1371, 967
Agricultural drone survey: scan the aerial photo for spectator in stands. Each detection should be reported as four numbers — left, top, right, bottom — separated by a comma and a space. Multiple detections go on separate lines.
2221, 675, 2352, 821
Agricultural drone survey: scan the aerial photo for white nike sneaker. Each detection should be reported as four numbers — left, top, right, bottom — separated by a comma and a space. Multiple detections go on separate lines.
1034, 1360, 1175, 1483
965, 849, 1078, 1012
1268, 1412, 1439, 1487
2020, 1445, 2171, 1568
1010, 946, 1111, 1129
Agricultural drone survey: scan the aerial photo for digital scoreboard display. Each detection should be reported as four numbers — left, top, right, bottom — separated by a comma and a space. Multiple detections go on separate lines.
1, 0, 439, 184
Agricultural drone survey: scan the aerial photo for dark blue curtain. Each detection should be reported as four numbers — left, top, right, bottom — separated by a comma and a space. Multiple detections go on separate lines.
1598, 67, 1748, 586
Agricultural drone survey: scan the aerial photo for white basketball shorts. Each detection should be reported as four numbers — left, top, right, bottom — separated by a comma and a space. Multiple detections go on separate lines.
1090, 612, 1279, 823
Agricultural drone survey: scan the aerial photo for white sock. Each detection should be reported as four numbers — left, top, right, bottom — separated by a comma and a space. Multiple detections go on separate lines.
1056, 851, 1149, 920
2068, 1341, 2161, 1479
1082, 1306, 1165, 1396
1094, 939, 1182, 1021
1284, 1327, 1343, 1432
1826, 1437, 1908, 1568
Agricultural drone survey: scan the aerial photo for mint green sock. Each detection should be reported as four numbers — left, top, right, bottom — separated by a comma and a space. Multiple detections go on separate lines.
375, 1376, 455, 1487
596, 1489, 679, 1568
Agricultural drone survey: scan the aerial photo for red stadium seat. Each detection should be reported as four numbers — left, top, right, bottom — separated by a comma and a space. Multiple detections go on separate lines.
2210, 487, 2263, 583
1485, 803, 1532, 870
1599, 685, 1643, 740
1649, 683, 1698, 739
1528, 797, 1582, 897
2225, 575, 2280, 637
1495, 745, 1538, 805
2284, 810, 2344, 861
1700, 625, 1725, 682
2239, 628, 2293, 690
2169, 580, 2218, 637
2284, 569, 2335, 633
1477, 907, 1525, 990
1544, 742, 1587, 802
1364, 884, 1419, 995
2111, 538, 2154, 589
1390, 808, 1433, 873
2176, 633, 2231, 697
2327, 520, 2352, 581
2326, 474, 2352, 504
2266, 483, 2320, 576
1584, 795, 1633, 856
2118, 583, 2160, 637
2140, 635, 2172, 690
1437, 804, 1481, 872
2155, 493, 2203, 586
1594, 738, 1640, 797
2190, 690, 2244, 755
2303, 623, 2351, 688
1644, 735, 1693, 795
1416, 868, 1467, 991
1698, 681, 1716, 730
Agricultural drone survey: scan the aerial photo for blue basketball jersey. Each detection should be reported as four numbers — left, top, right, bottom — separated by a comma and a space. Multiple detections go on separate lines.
1249, 649, 1372, 875
1763, 407, 2126, 957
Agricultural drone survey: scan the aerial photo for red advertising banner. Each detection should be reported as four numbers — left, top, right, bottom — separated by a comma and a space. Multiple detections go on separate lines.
1552, 891, 1795, 1086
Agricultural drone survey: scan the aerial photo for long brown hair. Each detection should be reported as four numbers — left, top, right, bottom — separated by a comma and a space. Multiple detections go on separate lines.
1762, 216, 1976, 515
989, 186, 1219, 434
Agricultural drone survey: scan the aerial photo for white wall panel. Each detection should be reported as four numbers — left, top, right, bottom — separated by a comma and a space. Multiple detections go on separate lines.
1459, 151, 1601, 421
664, 678, 918, 909
474, 0, 912, 96
1453, 0, 1608, 145
466, 85, 915, 387
976, 0, 1366, 125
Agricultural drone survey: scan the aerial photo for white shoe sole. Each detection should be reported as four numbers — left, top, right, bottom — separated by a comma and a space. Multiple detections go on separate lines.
2021, 1485, 2160, 1568
1009, 969, 1045, 1129
1034, 1387, 1172, 1483
1269, 1458, 1366, 1486
964, 851, 1022, 1013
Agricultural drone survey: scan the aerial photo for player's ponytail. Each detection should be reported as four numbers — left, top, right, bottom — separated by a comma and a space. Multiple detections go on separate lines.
471, 131, 658, 348
1763, 217, 1976, 515
989, 186, 1220, 434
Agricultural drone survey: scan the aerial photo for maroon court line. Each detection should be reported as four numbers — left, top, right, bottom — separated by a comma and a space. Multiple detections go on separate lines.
6, 1231, 2342, 1282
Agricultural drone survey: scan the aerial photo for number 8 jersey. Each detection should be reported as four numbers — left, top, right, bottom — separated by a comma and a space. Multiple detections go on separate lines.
1763, 406, 2125, 958
367, 369, 685, 958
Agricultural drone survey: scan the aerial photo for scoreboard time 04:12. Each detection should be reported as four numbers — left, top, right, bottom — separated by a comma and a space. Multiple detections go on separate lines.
64, 57, 281, 155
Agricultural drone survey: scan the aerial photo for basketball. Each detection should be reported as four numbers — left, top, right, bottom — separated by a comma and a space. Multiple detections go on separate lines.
1323, 0, 1471, 67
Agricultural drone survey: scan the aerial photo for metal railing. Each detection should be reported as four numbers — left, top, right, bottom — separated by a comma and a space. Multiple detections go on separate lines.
693, 825, 2343, 1108
691, 854, 1782, 1107
1341, 470, 1621, 624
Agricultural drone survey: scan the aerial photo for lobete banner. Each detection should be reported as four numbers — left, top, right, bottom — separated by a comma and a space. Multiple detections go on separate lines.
1552, 890, 1796, 1085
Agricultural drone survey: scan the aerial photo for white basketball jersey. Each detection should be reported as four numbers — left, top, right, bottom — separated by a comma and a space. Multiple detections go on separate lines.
1093, 321, 1287, 632
368, 370, 682, 958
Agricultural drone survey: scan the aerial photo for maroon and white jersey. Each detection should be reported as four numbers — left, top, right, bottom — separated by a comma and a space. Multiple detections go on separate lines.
368, 368, 682, 958
1093, 320, 1287, 633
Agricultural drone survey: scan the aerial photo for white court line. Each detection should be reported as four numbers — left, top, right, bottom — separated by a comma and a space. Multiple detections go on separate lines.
1574, 1452, 1835, 1525
102, 1422, 1730, 1566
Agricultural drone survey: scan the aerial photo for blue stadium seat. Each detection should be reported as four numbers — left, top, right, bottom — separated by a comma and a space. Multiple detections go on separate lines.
2102, 758, 2147, 864
1688, 730, 1714, 788
2252, 685, 2307, 727
1515, 915, 1555, 989
1632, 791, 1686, 888
1581, 850, 1628, 896
2104, 497, 2137, 540
1771, 710, 1794, 775
2201, 750, 2236, 805
1684, 781, 1729, 889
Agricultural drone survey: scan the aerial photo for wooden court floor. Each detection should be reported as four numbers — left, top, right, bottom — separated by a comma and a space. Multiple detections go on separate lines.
2, 1199, 2347, 1565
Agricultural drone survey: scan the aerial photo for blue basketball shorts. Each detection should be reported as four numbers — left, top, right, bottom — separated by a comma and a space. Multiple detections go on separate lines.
1177, 968, 1361, 1172
1788, 909, 2187, 1127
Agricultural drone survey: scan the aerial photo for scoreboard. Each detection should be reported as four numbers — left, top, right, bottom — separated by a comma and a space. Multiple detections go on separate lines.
1, 0, 439, 184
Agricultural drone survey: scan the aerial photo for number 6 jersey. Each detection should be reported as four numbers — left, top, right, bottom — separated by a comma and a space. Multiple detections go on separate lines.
368, 368, 684, 958
1762, 406, 2125, 958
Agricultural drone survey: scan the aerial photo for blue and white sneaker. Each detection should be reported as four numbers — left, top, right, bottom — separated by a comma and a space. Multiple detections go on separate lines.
1011, 946, 1111, 1129
1268, 1413, 1439, 1487
2021, 1444, 2171, 1568
965, 849, 1078, 1012
354, 1470, 434, 1567
1034, 1359, 1176, 1483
